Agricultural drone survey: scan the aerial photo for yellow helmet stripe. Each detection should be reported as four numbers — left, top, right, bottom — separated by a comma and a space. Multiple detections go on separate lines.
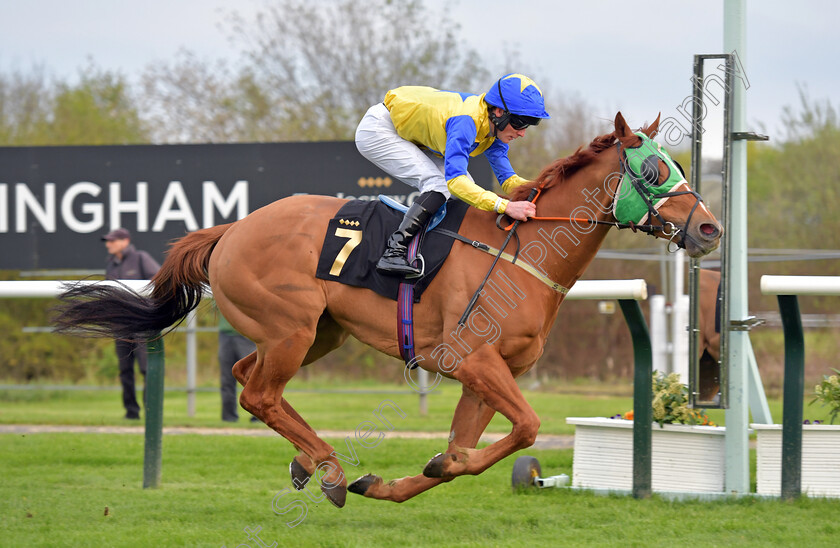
502, 73, 543, 96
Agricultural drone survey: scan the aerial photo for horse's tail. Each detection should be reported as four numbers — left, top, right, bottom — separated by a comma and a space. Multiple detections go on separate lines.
53, 223, 233, 340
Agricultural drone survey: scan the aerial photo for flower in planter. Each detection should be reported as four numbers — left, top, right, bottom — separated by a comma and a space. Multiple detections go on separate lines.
810, 368, 840, 424
614, 373, 716, 427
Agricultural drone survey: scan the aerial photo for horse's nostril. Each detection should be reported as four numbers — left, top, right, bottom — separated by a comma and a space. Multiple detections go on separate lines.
700, 223, 719, 238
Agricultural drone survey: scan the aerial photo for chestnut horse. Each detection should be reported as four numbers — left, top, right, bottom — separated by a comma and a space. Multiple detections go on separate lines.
54, 113, 721, 506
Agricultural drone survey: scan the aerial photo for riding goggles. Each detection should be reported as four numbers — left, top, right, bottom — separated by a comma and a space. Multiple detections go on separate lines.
509, 114, 541, 130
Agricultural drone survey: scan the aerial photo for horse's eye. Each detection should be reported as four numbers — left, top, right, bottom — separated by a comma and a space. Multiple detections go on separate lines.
640, 156, 662, 186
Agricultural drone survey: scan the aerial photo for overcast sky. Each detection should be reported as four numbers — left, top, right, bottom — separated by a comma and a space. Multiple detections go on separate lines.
1, 0, 837, 150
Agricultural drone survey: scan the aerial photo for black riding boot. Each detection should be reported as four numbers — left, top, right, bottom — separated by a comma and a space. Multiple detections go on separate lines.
376, 192, 446, 277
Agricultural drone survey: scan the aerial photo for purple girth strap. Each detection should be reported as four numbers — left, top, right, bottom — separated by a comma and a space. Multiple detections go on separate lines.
397, 235, 422, 367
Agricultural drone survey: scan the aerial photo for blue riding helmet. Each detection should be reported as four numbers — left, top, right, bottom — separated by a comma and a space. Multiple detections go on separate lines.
485, 73, 551, 130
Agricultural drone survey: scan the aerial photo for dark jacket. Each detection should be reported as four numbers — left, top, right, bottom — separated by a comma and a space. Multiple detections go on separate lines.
105, 244, 161, 280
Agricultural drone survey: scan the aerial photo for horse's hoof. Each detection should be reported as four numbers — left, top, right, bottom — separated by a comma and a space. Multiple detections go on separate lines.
423, 452, 456, 478
289, 457, 312, 490
321, 482, 347, 508
348, 473, 380, 497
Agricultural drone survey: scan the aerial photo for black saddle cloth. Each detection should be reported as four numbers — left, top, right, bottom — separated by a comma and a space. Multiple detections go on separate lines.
315, 199, 469, 301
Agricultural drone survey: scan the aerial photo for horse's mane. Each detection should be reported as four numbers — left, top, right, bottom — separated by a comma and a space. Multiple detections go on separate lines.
509, 131, 618, 202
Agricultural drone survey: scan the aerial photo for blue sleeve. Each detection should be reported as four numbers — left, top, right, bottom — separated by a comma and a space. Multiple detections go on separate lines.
483, 139, 516, 184
443, 115, 478, 181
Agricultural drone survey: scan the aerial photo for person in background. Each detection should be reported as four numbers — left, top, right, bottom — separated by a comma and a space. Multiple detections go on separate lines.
102, 227, 161, 420
218, 311, 258, 423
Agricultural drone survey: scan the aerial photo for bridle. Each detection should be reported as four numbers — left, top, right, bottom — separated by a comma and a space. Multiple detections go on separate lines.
614, 139, 705, 251
500, 137, 706, 252
454, 135, 709, 318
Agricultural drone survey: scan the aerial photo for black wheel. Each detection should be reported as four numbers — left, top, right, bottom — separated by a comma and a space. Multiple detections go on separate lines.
511, 455, 541, 489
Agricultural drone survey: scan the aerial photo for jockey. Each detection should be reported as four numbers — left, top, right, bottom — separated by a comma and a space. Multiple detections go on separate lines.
355, 73, 550, 277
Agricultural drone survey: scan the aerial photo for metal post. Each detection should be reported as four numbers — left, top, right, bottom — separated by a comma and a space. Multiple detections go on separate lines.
687, 52, 703, 408
688, 54, 730, 410
747, 343, 773, 424
718, 34, 736, 416
723, 0, 750, 494
619, 299, 652, 499
418, 368, 428, 416
650, 295, 668, 375
143, 334, 165, 488
186, 309, 197, 417
778, 294, 804, 500
670, 249, 688, 380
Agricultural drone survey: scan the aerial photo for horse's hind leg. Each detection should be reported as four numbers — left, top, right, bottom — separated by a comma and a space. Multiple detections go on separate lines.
284, 315, 350, 488
234, 315, 349, 492
232, 351, 257, 385
233, 354, 318, 485
349, 386, 496, 502
233, 312, 347, 393
282, 399, 321, 489
239, 331, 348, 508
233, 312, 347, 490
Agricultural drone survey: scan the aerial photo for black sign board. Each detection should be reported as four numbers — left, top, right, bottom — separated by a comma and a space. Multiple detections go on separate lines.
0, 142, 493, 269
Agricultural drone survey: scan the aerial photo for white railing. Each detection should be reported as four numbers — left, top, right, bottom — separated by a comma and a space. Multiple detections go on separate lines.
759, 274, 840, 499
0, 279, 152, 298
0, 278, 649, 300
760, 275, 840, 296
0, 279, 201, 414
566, 279, 648, 300
0, 278, 648, 418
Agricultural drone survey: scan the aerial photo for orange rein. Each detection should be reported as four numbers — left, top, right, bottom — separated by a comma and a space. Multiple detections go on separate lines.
501, 185, 598, 231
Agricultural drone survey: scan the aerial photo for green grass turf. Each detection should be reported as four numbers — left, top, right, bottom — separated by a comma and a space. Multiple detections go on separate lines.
1, 378, 828, 435
1, 433, 838, 547
0, 379, 632, 435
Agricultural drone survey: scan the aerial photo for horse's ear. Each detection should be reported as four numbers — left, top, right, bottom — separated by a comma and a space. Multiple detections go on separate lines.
642, 113, 661, 138
614, 112, 631, 139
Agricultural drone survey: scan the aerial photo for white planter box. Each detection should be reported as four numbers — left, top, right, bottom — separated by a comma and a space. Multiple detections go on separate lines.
752, 423, 840, 498
567, 417, 727, 493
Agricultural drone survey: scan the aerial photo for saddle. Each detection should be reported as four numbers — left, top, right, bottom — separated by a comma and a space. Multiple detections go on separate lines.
315, 197, 470, 302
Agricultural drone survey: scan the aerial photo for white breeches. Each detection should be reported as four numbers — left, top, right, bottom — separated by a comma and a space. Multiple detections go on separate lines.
355, 103, 476, 197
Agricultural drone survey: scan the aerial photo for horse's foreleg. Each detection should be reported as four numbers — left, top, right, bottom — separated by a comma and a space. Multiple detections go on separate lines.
423, 346, 539, 479
446, 385, 497, 448
348, 473, 447, 503
348, 385, 496, 502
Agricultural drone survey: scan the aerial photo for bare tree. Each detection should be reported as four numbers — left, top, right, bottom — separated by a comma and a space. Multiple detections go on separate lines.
139, 50, 255, 143
231, 0, 490, 140
781, 83, 839, 142
140, 0, 490, 143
